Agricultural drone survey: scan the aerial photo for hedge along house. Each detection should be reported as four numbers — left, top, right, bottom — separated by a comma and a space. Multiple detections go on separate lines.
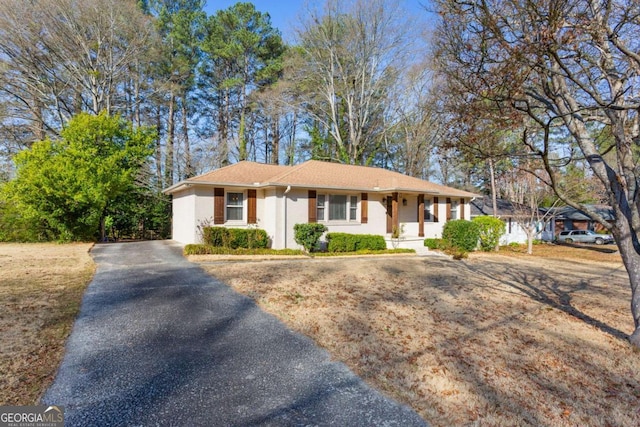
163, 160, 478, 250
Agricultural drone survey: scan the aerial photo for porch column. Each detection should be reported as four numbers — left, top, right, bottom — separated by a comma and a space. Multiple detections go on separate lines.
418, 194, 425, 237
392, 192, 399, 233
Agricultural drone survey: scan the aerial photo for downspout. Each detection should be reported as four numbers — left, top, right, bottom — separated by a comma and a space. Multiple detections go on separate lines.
283, 186, 291, 248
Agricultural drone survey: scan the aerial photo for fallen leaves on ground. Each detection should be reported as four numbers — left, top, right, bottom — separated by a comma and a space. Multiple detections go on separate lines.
0, 243, 95, 405
199, 249, 640, 426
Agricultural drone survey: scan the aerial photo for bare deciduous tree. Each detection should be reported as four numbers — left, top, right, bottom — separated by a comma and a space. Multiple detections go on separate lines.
293, 0, 417, 164
0, 0, 155, 133
434, 0, 640, 346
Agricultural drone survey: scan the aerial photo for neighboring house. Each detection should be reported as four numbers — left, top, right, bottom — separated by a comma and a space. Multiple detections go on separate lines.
549, 204, 615, 237
470, 196, 546, 245
163, 160, 478, 250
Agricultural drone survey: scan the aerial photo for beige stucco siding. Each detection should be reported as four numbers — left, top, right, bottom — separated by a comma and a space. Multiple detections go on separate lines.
262, 188, 280, 248
282, 188, 308, 249
171, 184, 474, 248
170, 187, 214, 244
171, 189, 196, 244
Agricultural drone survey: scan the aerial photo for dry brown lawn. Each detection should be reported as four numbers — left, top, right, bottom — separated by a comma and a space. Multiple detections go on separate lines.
0, 243, 95, 405
195, 244, 640, 426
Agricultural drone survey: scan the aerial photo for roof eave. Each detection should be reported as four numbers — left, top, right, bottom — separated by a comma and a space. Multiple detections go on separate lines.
164, 180, 478, 198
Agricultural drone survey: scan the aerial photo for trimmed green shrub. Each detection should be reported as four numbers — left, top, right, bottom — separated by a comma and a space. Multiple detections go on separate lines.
184, 244, 303, 256
201, 226, 269, 249
326, 233, 386, 252
424, 238, 443, 250
472, 216, 506, 251
293, 223, 327, 252
315, 248, 414, 256
442, 219, 480, 252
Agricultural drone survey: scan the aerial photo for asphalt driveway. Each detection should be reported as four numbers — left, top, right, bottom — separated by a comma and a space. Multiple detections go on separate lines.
42, 240, 426, 426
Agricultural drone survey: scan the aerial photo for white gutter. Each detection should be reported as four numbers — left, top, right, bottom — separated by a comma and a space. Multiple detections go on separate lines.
283, 185, 291, 249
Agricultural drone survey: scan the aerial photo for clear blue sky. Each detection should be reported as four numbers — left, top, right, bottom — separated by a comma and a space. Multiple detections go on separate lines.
203, 1, 434, 42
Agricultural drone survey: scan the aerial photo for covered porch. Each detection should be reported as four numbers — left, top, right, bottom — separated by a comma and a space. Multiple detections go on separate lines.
381, 191, 468, 239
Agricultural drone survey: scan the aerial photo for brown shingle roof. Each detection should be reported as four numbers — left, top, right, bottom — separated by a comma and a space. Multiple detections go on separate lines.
189, 162, 289, 185
165, 160, 478, 198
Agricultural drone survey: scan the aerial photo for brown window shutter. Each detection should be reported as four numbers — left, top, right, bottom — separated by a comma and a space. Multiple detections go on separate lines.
433, 197, 439, 222
446, 197, 452, 221
248, 189, 257, 224
361, 193, 368, 224
214, 188, 224, 224
417, 194, 425, 237
460, 198, 465, 220
308, 190, 317, 223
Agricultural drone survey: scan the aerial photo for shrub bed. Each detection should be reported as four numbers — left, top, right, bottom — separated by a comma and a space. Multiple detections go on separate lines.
201, 226, 269, 249
326, 232, 386, 252
184, 245, 303, 256
315, 248, 414, 256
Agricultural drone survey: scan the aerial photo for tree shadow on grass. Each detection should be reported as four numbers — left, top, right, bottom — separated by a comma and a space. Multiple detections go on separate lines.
458, 258, 629, 341
556, 241, 619, 254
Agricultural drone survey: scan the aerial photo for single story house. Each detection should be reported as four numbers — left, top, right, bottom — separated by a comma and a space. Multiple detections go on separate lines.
163, 160, 478, 250
548, 204, 614, 237
470, 196, 547, 244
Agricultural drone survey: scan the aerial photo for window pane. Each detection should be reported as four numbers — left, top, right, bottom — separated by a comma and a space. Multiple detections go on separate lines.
425, 199, 432, 221
349, 196, 357, 220
329, 195, 347, 220
227, 207, 243, 221
317, 195, 325, 221
227, 192, 243, 206
227, 192, 243, 221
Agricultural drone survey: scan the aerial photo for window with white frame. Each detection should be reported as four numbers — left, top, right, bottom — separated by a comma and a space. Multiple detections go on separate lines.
316, 194, 358, 222
226, 192, 243, 221
450, 199, 459, 220
317, 194, 326, 221
329, 195, 347, 220
349, 196, 358, 220
424, 198, 432, 221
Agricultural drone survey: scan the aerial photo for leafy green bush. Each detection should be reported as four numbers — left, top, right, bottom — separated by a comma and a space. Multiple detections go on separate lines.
442, 219, 480, 252
325, 233, 386, 252
293, 223, 327, 252
183, 245, 412, 256
201, 226, 269, 249
424, 238, 443, 250
184, 245, 303, 256
315, 248, 414, 256
1, 112, 155, 242
472, 216, 506, 251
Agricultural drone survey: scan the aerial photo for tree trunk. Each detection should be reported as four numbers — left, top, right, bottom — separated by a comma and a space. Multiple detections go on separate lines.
220, 89, 230, 166
134, 63, 141, 127
488, 157, 499, 251
182, 97, 192, 178
287, 111, 297, 165
165, 93, 175, 187
271, 115, 279, 164
238, 109, 247, 161
32, 98, 46, 142
612, 213, 640, 346
155, 106, 163, 191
